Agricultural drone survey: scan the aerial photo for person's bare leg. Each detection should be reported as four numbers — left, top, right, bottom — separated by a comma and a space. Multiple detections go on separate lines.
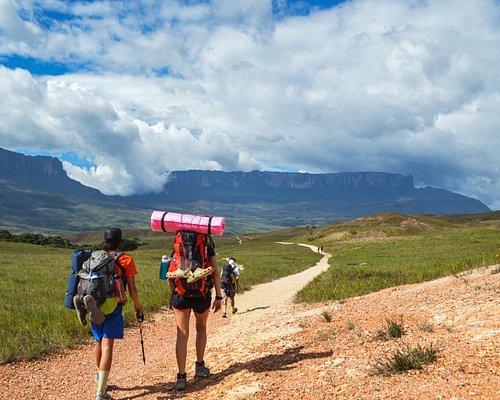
98, 338, 114, 371
96, 338, 114, 396
194, 309, 209, 362
173, 308, 191, 374
94, 340, 102, 369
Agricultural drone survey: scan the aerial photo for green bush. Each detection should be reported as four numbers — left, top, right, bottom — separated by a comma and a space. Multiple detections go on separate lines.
372, 345, 438, 375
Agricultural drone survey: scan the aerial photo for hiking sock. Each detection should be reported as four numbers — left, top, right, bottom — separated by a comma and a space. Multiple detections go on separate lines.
97, 370, 109, 395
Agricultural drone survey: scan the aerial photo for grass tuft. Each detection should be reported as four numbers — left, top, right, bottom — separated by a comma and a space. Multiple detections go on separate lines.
321, 309, 332, 322
375, 318, 405, 340
346, 320, 355, 330
372, 345, 438, 375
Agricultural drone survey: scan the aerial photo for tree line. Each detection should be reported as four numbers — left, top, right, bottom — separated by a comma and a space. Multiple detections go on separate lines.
0, 230, 141, 251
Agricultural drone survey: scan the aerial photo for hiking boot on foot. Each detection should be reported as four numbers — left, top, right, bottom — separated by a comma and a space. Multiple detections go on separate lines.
175, 373, 187, 390
194, 361, 210, 378
222, 312, 227, 318
95, 393, 111, 400
73, 295, 87, 326
186, 266, 214, 283
232, 307, 238, 315
83, 295, 106, 324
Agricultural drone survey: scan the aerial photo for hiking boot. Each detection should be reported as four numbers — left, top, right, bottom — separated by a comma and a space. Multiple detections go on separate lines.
95, 393, 111, 400
194, 361, 210, 378
83, 295, 106, 324
175, 373, 187, 390
222, 312, 227, 318
186, 266, 214, 283
73, 295, 87, 326
232, 307, 238, 315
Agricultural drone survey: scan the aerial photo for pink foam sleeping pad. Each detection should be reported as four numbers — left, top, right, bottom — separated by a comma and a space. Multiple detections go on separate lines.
150, 211, 225, 236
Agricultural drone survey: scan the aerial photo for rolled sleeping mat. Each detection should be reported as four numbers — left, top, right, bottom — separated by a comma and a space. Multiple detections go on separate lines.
150, 211, 225, 236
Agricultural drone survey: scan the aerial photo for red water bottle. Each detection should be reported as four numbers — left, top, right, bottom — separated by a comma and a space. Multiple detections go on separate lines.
114, 274, 127, 304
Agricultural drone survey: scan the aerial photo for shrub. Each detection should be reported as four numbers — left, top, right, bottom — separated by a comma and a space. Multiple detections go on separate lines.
375, 318, 405, 340
321, 309, 332, 322
372, 345, 438, 375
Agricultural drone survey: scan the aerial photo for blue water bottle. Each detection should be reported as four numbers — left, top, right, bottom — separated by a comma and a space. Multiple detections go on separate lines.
159, 255, 169, 280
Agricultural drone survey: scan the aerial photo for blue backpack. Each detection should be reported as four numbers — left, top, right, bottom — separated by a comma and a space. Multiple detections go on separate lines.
64, 249, 92, 309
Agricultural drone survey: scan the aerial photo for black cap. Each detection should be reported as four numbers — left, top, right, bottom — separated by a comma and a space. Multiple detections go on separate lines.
104, 227, 122, 243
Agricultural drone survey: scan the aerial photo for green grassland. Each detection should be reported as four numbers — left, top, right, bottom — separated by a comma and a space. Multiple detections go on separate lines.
1, 211, 499, 364
295, 212, 500, 302
0, 230, 320, 363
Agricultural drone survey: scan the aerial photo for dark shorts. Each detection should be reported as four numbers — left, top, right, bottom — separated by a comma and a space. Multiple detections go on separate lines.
171, 292, 212, 314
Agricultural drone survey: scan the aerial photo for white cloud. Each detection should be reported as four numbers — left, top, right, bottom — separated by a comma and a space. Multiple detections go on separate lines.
0, 0, 499, 208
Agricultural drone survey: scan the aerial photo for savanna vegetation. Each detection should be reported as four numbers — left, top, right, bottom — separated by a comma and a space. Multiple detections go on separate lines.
0, 211, 499, 364
295, 212, 500, 302
0, 230, 320, 364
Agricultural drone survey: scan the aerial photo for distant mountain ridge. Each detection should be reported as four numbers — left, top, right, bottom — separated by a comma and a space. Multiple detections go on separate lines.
0, 147, 105, 199
0, 147, 491, 233
168, 169, 414, 189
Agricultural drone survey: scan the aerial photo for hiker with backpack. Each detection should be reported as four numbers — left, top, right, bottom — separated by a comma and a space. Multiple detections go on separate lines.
73, 227, 143, 400
166, 230, 223, 391
220, 257, 240, 317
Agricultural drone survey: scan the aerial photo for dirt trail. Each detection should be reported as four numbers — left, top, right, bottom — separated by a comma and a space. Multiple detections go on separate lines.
235, 243, 330, 313
0, 243, 331, 400
1, 244, 499, 400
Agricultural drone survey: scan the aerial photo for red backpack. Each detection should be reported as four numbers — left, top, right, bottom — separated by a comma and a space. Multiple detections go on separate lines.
168, 230, 214, 297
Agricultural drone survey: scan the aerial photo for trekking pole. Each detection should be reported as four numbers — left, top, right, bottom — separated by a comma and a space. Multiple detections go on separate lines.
136, 312, 146, 365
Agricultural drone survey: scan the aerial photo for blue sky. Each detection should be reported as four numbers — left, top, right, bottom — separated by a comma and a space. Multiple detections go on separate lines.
1, 0, 499, 210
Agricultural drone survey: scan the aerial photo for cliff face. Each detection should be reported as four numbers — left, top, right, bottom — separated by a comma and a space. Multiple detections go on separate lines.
0, 147, 103, 198
160, 169, 489, 216
0, 147, 491, 232
168, 170, 414, 190
0, 147, 67, 183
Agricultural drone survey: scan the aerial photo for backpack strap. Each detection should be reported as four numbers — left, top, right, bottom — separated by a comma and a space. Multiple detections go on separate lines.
207, 216, 213, 234
113, 252, 125, 275
112, 252, 127, 289
206, 234, 215, 250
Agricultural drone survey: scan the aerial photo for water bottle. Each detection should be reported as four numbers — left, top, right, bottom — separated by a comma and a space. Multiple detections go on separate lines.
114, 274, 127, 304
159, 255, 170, 280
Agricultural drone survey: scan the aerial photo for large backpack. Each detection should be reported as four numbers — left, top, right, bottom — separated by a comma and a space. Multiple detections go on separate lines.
220, 263, 236, 286
168, 230, 214, 298
220, 263, 236, 297
64, 249, 92, 309
76, 250, 125, 306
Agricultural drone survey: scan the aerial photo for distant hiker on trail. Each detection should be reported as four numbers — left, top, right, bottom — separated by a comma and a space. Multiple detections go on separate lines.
166, 230, 223, 391
220, 258, 240, 317
73, 227, 143, 400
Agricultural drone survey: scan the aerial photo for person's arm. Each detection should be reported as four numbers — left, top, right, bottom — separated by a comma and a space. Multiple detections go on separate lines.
126, 275, 144, 313
210, 255, 222, 312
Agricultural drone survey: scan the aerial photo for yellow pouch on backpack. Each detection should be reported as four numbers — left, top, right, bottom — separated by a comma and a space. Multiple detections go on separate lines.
99, 297, 118, 315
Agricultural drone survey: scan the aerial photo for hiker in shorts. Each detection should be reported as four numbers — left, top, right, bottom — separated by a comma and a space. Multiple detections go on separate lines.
167, 231, 223, 391
75, 227, 143, 400
220, 258, 240, 317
